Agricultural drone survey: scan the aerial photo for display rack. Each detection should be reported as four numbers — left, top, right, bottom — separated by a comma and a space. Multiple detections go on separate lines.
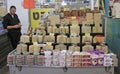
8, 50, 114, 74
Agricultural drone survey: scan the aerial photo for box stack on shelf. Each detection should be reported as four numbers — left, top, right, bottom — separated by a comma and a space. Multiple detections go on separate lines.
7, 7, 118, 68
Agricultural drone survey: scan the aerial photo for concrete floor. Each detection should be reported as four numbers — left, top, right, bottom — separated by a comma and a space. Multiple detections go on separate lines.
0, 66, 9, 74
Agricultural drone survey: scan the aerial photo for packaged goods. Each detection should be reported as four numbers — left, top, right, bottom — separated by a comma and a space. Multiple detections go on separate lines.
96, 45, 108, 54
38, 35, 43, 43
53, 27, 60, 33
47, 26, 53, 33
98, 54, 104, 66
69, 45, 80, 52
29, 45, 34, 54
104, 53, 117, 66
71, 10, 79, 16
66, 51, 72, 67
16, 55, 25, 65
91, 54, 98, 66
36, 55, 45, 66
21, 44, 27, 54
34, 45, 40, 55
64, 11, 71, 17
70, 36, 80, 44
71, 19, 79, 26
82, 25, 91, 33
93, 35, 105, 43
60, 26, 69, 34
20, 35, 30, 43
70, 26, 80, 36
49, 15, 60, 26
53, 50, 60, 66
36, 26, 46, 35
93, 27, 102, 33
94, 13, 101, 24
32, 35, 38, 42
59, 50, 67, 67
72, 52, 81, 67
67, 38, 71, 43
26, 55, 34, 65
44, 51, 52, 67
43, 35, 55, 42
82, 44, 93, 52
55, 44, 67, 50
57, 35, 67, 43
82, 35, 93, 43
16, 44, 22, 54
7, 55, 15, 65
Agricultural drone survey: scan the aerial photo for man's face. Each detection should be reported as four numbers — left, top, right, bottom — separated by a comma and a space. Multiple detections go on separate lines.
10, 8, 16, 15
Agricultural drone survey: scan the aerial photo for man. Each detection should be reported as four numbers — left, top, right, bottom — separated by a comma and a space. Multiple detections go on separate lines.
2, 6, 22, 49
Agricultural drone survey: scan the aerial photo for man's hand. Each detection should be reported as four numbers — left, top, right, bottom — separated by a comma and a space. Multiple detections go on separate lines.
14, 24, 22, 28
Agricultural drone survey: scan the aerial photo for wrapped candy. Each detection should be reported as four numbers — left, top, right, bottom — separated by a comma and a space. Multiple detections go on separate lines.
20, 35, 30, 43
70, 26, 80, 36
29, 45, 34, 54
16, 44, 22, 54
32, 35, 38, 42
70, 36, 80, 44
34, 45, 40, 55
57, 35, 67, 43
36, 55, 45, 66
16, 55, 25, 65
26, 55, 34, 65
44, 51, 52, 67
53, 50, 60, 66
82, 25, 91, 33
38, 35, 43, 43
55, 44, 67, 50
82, 44, 93, 52
82, 35, 93, 43
21, 44, 27, 54
7, 54, 15, 65
69, 45, 80, 52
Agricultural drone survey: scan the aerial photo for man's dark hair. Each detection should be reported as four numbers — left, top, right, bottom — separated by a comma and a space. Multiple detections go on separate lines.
10, 6, 16, 10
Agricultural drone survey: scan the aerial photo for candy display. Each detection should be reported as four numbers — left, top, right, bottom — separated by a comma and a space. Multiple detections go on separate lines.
7, 49, 117, 68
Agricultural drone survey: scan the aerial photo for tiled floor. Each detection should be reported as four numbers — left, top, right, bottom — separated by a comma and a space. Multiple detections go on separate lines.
0, 66, 9, 74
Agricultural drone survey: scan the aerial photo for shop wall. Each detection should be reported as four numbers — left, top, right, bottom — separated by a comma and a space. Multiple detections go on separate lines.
7, 0, 29, 34
106, 18, 120, 73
